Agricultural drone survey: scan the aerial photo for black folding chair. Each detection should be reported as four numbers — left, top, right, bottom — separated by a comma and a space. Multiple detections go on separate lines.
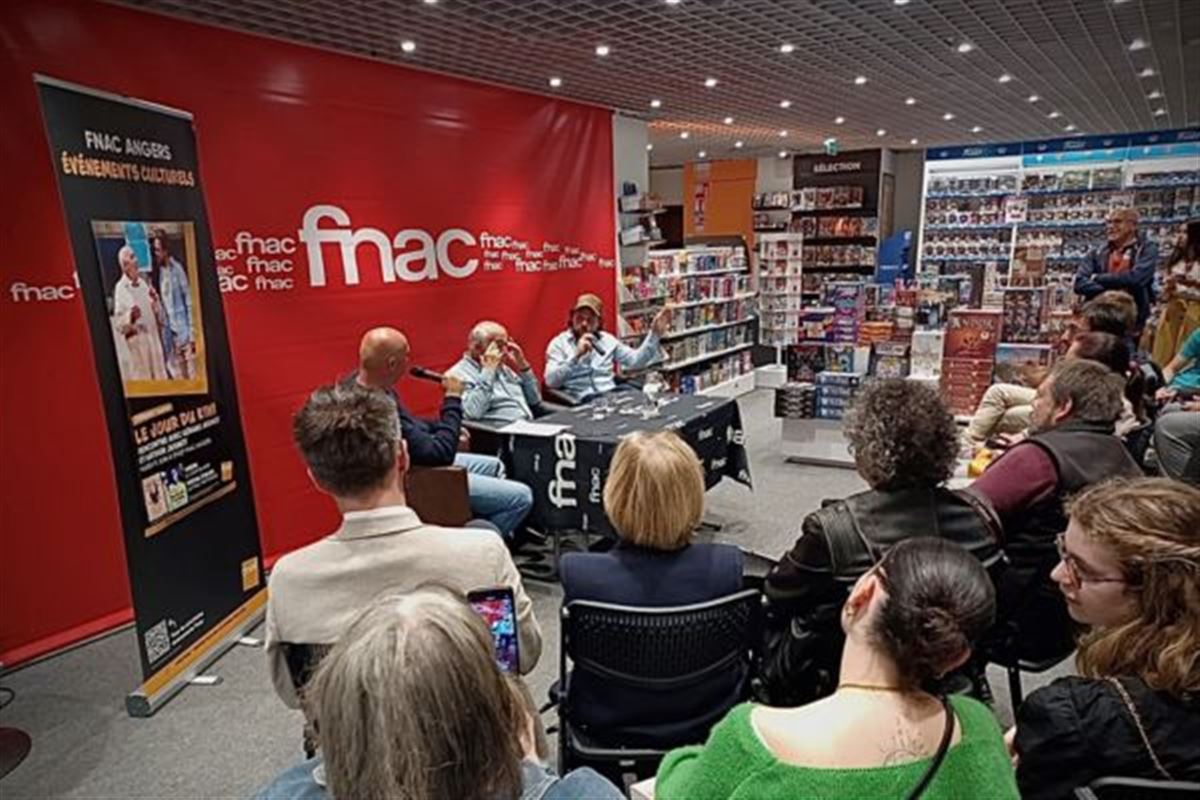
281, 642, 332, 758
554, 589, 763, 783
1075, 776, 1200, 800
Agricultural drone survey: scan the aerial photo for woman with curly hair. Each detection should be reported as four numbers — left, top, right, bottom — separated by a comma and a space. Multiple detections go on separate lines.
1010, 476, 1200, 798
760, 379, 1005, 706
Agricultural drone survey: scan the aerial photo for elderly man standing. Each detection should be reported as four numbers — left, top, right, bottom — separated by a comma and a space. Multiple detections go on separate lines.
1074, 207, 1159, 332
345, 327, 533, 541
450, 321, 541, 426
112, 245, 169, 381
544, 292, 669, 403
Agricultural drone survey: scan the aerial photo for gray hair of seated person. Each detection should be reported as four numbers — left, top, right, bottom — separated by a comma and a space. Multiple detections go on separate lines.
309, 587, 525, 800
843, 378, 959, 491
468, 320, 507, 352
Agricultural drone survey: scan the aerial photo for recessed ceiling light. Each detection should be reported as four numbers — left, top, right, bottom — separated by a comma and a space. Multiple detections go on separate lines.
723, 115, 734, 125
698, 150, 707, 159
780, 99, 792, 108
1147, 90, 1162, 100
646, 143, 653, 151
1153, 108, 1167, 116
595, 44, 610, 57
943, 112, 955, 120
780, 43, 795, 54
778, 150, 789, 158
704, 77, 718, 88
957, 42, 974, 54
734, 140, 744, 148
1128, 37, 1147, 51
894, 0, 911, 5
779, 130, 789, 137
1027, 94, 1040, 102
1048, 110, 1062, 119
876, 128, 887, 136
400, 39, 416, 53
971, 125, 983, 133
680, 131, 690, 139
1139, 67, 1156, 78
998, 73, 1013, 83
835, 116, 845, 124
665, 0, 682, 5
1065, 124, 1078, 131
910, 137, 919, 145
905, 97, 916, 105
854, 75, 868, 85
422, 0, 438, 4
650, 98, 662, 109
548, 76, 562, 88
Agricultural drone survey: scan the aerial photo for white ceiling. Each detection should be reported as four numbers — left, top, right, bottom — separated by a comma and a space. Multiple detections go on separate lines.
120, 0, 1199, 166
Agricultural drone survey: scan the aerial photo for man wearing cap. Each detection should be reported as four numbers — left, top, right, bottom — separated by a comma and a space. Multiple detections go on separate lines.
544, 293, 669, 403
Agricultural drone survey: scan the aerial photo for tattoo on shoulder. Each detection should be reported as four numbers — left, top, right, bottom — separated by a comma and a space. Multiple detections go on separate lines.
880, 718, 928, 766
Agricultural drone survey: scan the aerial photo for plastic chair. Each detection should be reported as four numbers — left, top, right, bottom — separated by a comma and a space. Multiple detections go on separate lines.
554, 589, 763, 782
280, 642, 333, 758
1074, 776, 1200, 800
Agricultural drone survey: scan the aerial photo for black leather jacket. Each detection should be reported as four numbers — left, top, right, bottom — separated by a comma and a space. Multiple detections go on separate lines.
759, 486, 1004, 706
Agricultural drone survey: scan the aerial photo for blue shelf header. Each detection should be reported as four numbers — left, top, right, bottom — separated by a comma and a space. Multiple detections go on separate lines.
926, 128, 1200, 162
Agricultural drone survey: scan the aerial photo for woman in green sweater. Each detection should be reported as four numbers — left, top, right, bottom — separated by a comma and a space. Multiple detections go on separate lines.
656, 537, 1018, 799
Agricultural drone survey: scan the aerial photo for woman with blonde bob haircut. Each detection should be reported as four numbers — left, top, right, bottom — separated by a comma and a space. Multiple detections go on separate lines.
253, 588, 622, 800
1012, 477, 1200, 798
559, 430, 745, 747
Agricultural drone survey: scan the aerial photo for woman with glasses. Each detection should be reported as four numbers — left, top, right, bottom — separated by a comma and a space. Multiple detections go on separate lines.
1010, 477, 1200, 799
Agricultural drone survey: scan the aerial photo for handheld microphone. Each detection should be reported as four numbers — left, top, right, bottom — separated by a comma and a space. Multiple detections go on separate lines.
409, 366, 476, 388
584, 333, 608, 358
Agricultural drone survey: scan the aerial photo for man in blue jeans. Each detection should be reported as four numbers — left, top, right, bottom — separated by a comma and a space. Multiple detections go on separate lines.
345, 327, 532, 540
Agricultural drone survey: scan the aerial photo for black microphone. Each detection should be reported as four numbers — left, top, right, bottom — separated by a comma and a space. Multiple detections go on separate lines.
583, 333, 608, 358
410, 366, 477, 388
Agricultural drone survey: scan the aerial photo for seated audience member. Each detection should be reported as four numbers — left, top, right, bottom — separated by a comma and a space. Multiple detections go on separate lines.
544, 292, 668, 403
1154, 400, 1200, 483
263, 383, 541, 709
762, 379, 1003, 707
1157, 327, 1200, 407
1012, 477, 1200, 799
450, 321, 542, 426
1066, 331, 1145, 437
1152, 218, 1200, 366
347, 326, 533, 540
965, 297, 1132, 449
1074, 206, 1158, 334
656, 538, 1018, 800
256, 589, 621, 800
559, 431, 745, 745
970, 359, 1141, 662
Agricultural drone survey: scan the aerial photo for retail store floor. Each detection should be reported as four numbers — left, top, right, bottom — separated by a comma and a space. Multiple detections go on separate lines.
0, 388, 1073, 799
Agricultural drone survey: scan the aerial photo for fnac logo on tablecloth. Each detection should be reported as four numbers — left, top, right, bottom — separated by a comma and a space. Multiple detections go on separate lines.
548, 432, 578, 509
298, 204, 481, 287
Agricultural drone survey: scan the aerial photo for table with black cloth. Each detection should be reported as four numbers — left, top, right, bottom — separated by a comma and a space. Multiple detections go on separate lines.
501, 391, 753, 538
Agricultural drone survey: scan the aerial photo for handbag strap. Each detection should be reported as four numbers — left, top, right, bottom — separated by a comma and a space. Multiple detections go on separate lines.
1106, 677, 1174, 781
905, 696, 955, 800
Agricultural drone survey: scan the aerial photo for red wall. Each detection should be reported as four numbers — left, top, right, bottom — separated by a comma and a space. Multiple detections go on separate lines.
0, 0, 616, 664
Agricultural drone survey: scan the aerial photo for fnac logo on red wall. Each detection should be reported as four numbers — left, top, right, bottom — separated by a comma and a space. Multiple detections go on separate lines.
299, 204, 480, 287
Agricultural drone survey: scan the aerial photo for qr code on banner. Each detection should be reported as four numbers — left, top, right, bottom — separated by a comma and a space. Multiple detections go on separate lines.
144, 620, 171, 664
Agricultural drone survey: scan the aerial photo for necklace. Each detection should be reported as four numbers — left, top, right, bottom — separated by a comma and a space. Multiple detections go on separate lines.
837, 682, 907, 693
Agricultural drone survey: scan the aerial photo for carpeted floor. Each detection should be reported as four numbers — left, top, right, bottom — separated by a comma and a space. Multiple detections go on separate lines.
0, 388, 1073, 799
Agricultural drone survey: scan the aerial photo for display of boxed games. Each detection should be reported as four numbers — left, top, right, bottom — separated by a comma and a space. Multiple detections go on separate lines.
774, 382, 818, 419
660, 322, 753, 365
787, 343, 827, 382
825, 282, 865, 343
940, 358, 994, 415
1009, 245, 1047, 286
797, 307, 836, 342
672, 350, 755, 394
752, 191, 792, 210
993, 343, 1054, 384
921, 229, 1011, 262
802, 244, 878, 268
924, 195, 1006, 227
927, 174, 1019, 197
1001, 287, 1046, 343
792, 185, 866, 211
872, 341, 910, 378
815, 371, 864, 420
799, 216, 878, 239
858, 320, 895, 346
825, 343, 856, 373
753, 211, 789, 232
910, 329, 946, 378
944, 309, 1003, 360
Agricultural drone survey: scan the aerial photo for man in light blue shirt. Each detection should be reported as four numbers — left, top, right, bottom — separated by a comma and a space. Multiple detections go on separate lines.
152, 229, 194, 379
544, 293, 668, 403
450, 321, 542, 426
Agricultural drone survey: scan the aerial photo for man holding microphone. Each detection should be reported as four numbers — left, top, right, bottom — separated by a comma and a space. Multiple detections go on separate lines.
544, 293, 669, 403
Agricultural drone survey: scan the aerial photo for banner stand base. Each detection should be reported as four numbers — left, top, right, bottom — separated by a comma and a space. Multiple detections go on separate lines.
124, 605, 264, 718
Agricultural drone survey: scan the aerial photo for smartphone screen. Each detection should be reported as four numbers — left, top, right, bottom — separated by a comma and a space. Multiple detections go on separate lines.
467, 588, 519, 674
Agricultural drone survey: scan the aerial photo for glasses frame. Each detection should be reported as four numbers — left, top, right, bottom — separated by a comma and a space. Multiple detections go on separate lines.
1055, 533, 1127, 587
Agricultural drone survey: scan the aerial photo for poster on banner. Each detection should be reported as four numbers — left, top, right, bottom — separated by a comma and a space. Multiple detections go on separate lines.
36, 76, 265, 715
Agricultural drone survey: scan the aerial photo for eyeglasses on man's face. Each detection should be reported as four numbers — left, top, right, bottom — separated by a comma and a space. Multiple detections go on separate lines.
1055, 533, 1127, 587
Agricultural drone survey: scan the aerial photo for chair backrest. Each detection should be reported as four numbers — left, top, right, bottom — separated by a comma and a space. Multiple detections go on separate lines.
405, 465, 471, 527
1075, 776, 1200, 800
560, 589, 762, 691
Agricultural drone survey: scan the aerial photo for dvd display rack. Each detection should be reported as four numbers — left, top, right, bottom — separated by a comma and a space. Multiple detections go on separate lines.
757, 232, 805, 347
